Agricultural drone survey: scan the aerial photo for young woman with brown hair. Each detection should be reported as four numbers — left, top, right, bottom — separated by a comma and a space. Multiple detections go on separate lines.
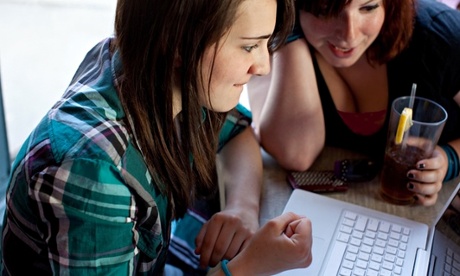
1, 0, 313, 274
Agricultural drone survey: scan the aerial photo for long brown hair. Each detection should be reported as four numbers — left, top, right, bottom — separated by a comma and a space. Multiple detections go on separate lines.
296, 0, 416, 64
114, 0, 294, 218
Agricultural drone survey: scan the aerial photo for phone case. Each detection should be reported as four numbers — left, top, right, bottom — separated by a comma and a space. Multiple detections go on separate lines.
334, 159, 379, 182
287, 170, 348, 193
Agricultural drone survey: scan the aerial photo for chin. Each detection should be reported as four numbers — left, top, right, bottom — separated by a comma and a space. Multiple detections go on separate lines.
205, 100, 240, 113
327, 56, 360, 68
218, 103, 240, 112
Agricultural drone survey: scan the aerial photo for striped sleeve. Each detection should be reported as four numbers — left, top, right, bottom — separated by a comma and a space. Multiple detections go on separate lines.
29, 158, 139, 274
217, 104, 252, 152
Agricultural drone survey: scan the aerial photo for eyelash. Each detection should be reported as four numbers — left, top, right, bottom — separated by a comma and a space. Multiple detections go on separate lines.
360, 4, 380, 12
242, 44, 259, 52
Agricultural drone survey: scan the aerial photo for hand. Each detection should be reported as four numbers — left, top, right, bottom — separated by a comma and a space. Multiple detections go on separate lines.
226, 212, 313, 275
407, 147, 446, 206
195, 207, 259, 268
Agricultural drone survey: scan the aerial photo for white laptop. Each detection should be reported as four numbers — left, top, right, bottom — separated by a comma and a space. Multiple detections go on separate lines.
428, 210, 460, 275
277, 186, 460, 276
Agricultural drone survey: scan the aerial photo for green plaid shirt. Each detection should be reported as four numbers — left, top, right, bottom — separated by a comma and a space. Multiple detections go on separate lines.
1, 38, 252, 275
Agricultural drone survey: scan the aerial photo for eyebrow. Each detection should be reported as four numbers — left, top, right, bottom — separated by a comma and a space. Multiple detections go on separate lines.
362, 0, 378, 5
240, 34, 272, 40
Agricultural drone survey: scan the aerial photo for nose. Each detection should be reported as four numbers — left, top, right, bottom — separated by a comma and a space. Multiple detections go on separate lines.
336, 12, 356, 42
248, 47, 271, 76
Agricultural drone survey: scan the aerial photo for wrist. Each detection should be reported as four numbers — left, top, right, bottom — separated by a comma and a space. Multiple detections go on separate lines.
224, 201, 259, 214
223, 254, 257, 276
223, 204, 260, 230
221, 260, 232, 276
440, 144, 460, 182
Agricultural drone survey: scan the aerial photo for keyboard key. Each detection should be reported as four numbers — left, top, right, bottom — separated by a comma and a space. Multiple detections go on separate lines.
348, 245, 359, 254
369, 261, 381, 271
379, 221, 391, 233
392, 224, 402, 233
345, 252, 357, 262
339, 268, 352, 276
355, 216, 368, 232
335, 211, 412, 276
337, 232, 350, 243
373, 246, 385, 255
367, 219, 379, 232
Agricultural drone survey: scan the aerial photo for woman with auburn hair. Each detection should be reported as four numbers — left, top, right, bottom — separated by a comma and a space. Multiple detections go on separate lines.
248, 0, 460, 206
1, 0, 314, 274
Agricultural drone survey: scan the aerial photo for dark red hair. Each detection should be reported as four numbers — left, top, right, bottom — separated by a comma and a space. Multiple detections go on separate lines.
296, 0, 416, 64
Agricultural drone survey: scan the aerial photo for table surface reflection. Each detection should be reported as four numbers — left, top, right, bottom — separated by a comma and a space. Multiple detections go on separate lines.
259, 147, 460, 227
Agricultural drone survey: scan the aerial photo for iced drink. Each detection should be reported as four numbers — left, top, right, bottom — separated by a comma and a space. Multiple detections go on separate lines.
380, 144, 430, 205
380, 96, 447, 205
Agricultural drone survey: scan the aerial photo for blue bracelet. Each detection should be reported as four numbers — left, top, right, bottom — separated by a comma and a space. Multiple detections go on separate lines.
441, 144, 460, 182
221, 259, 232, 276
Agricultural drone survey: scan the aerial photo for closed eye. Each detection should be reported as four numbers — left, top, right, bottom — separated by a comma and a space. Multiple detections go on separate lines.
360, 4, 380, 12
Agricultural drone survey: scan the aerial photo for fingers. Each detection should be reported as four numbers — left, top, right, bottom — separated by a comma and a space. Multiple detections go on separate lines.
412, 191, 438, 206
407, 152, 446, 206
259, 213, 312, 270
284, 217, 310, 239
195, 221, 208, 255
270, 212, 304, 233
407, 177, 441, 206
195, 218, 228, 268
411, 151, 445, 183
195, 213, 252, 268
283, 217, 313, 267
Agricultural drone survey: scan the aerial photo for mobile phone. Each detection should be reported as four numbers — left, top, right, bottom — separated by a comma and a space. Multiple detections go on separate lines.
287, 170, 348, 193
334, 159, 379, 182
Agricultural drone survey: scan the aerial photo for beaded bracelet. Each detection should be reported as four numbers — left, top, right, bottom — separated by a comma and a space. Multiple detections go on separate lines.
441, 144, 460, 182
221, 259, 232, 276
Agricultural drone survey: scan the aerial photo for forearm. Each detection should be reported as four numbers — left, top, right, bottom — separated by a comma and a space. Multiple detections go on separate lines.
259, 39, 325, 171
217, 127, 262, 218
441, 138, 460, 181
442, 92, 460, 180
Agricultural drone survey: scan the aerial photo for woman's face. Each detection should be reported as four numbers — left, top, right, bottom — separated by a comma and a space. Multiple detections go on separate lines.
300, 0, 385, 68
200, 0, 277, 112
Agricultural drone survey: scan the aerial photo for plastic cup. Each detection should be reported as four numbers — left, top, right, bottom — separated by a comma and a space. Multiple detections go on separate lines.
380, 96, 448, 205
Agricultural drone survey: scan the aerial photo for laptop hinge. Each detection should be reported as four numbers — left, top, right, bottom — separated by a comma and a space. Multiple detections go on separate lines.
413, 248, 429, 276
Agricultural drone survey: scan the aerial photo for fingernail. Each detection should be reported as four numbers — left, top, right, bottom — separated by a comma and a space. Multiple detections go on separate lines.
418, 163, 426, 169
408, 183, 414, 190
407, 173, 415, 179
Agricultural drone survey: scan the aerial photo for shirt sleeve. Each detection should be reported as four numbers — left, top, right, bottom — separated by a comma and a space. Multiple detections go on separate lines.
30, 158, 150, 274
217, 103, 252, 152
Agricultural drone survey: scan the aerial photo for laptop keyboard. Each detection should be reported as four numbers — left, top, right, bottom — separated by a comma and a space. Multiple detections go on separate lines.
444, 247, 460, 276
325, 210, 411, 276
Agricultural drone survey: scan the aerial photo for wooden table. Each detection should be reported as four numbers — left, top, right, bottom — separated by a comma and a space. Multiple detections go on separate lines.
258, 146, 460, 228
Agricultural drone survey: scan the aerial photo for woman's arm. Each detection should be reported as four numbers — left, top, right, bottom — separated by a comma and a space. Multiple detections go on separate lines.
196, 126, 263, 268
247, 38, 325, 171
209, 212, 313, 276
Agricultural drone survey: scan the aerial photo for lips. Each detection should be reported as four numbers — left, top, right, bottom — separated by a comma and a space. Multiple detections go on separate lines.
332, 44, 352, 53
234, 81, 249, 87
328, 42, 354, 57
